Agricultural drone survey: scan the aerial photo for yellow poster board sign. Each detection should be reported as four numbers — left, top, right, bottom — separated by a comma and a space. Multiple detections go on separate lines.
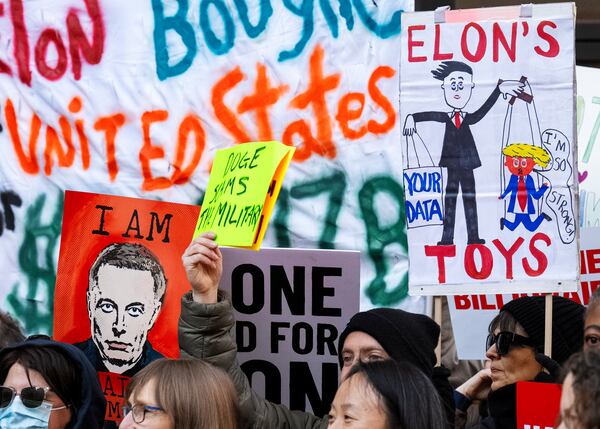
194, 141, 295, 250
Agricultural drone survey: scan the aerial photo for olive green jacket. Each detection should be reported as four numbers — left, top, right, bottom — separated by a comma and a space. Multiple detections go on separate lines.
178, 291, 328, 429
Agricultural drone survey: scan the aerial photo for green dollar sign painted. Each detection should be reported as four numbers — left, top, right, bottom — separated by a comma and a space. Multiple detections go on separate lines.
6, 193, 64, 335
272, 187, 292, 248
358, 176, 408, 306
272, 171, 347, 249
290, 171, 346, 249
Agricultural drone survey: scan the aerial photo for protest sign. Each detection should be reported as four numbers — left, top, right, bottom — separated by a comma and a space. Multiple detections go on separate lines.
578, 66, 600, 227
53, 190, 199, 424
516, 381, 561, 429
0, 0, 423, 338
194, 141, 294, 249
449, 227, 600, 360
400, 4, 578, 295
219, 246, 360, 416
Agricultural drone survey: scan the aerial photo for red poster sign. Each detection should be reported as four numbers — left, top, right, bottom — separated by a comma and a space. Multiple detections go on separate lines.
54, 191, 199, 424
516, 381, 561, 429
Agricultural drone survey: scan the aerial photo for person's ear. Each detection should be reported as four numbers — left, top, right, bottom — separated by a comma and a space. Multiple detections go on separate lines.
441, 83, 445, 89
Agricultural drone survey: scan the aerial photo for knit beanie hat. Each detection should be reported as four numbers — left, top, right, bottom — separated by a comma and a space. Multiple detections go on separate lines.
337, 308, 439, 377
500, 295, 584, 365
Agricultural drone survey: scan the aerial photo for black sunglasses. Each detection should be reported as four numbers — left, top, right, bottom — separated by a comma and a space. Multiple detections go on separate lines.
486, 331, 535, 355
0, 386, 49, 409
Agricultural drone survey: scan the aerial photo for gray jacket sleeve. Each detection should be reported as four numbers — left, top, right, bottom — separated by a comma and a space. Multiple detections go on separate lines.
178, 290, 327, 429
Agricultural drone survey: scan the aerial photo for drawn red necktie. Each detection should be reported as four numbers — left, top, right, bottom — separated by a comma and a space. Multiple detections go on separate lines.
454, 111, 461, 128
517, 177, 527, 211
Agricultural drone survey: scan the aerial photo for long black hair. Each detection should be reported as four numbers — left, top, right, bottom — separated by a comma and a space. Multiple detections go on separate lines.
347, 360, 447, 429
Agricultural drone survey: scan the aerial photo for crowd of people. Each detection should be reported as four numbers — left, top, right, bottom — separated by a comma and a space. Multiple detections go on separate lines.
0, 232, 599, 429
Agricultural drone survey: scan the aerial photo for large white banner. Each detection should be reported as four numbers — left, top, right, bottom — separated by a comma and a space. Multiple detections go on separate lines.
220, 246, 360, 415
0, 0, 420, 336
400, 4, 578, 295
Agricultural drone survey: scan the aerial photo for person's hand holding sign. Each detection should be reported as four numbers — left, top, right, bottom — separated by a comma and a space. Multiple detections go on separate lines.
182, 232, 222, 304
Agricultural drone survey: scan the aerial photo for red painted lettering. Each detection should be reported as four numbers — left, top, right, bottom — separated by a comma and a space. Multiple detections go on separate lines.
433, 24, 452, 60
522, 232, 550, 277
492, 237, 524, 279
424, 244, 456, 284
461, 23, 487, 62
464, 244, 493, 280
408, 25, 427, 62
534, 20, 559, 58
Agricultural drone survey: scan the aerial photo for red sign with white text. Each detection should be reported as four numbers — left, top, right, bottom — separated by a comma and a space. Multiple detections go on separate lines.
516, 382, 561, 429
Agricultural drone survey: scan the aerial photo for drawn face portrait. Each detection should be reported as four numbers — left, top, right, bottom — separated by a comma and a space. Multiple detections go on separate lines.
87, 263, 163, 373
504, 156, 536, 176
442, 71, 474, 109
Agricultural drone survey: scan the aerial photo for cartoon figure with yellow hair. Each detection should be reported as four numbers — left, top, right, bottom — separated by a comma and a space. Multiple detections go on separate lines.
499, 143, 552, 232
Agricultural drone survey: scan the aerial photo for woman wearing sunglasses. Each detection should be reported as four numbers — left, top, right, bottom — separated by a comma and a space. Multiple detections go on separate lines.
454, 296, 585, 429
119, 358, 239, 429
0, 337, 105, 429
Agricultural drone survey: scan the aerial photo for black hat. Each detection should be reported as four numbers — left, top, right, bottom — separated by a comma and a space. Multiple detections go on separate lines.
500, 295, 584, 365
337, 308, 439, 377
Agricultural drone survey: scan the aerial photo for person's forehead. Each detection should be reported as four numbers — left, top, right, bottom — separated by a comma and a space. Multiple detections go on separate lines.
336, 375, 380, 411
129, 378, 157, 406
343, 331, 386, 352
585, 305, 600, 327
4, 362, 49, 390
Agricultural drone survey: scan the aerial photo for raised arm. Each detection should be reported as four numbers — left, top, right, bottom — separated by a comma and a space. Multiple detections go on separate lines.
178, 233, 326, 429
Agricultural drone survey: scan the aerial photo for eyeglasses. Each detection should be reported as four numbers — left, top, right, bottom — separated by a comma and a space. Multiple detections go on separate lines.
0, 386, 68, 410
122, 404, 164, 423
486, 331, 535, 355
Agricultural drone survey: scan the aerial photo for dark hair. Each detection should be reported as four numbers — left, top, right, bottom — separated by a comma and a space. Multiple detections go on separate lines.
0, 311, 25, 349
88, 242, 167, 302
560, 350, 600, 428
126, 359, 240, 429
0, 345, 80, 415
431, 61, 473, 81
488, 310, 523, 335
347, 360, 446, 429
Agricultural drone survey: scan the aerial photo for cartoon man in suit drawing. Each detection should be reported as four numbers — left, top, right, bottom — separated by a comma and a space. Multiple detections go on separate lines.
499, 143, 552, 232
403, 61, 524, 246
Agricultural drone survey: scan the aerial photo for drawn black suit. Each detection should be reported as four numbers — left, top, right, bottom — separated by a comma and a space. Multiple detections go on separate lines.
412, 86, 502, 245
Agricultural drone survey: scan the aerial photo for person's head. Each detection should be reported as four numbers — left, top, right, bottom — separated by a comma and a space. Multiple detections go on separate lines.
584, 287, 600, 351
120, 358, 239, 429
502, 143, 550, 176
87, 242, 167, 372
0, 338, 105, 429
337, 308, 439, 380
486, 296, 584, 391
558, 350, 600, 429
328, 360, 446, 429
432, 60, 474, 109
0, 310, 25, 349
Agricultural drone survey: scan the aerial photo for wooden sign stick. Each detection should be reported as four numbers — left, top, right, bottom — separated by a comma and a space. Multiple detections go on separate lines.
434, 296, 442, 366
544, 294, 553, 357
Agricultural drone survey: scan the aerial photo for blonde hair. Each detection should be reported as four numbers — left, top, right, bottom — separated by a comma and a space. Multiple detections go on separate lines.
502, 143, 551, 168
126, 359, 239, 429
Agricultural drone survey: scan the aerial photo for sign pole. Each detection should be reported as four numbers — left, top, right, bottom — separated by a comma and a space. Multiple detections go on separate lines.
434, 295, 442, 366
544, 294, 553, 357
